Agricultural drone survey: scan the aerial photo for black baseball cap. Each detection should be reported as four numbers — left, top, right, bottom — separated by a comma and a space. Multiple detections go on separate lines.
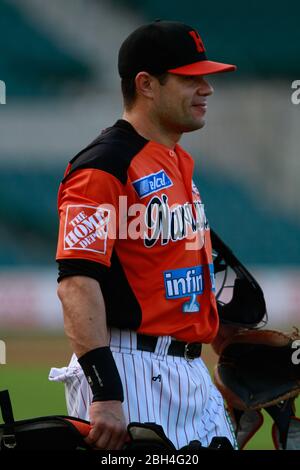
118, 20, 237, 78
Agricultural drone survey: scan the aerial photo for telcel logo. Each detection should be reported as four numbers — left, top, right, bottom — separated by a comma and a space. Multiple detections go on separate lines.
0, 340, 6, 364
132, 170, 173, 198
0, 80, 6, 104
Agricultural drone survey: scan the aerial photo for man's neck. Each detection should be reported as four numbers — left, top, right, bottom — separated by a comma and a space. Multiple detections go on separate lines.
122, 110, 181, 150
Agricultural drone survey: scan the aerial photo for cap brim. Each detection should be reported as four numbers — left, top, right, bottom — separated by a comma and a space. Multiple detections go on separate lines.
168, 60, 237, 76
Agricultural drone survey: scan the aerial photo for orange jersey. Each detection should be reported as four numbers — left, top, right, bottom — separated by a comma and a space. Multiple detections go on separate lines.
56, 120, 219, 343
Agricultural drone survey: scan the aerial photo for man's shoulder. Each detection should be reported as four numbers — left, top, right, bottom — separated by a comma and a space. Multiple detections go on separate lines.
68, 120, 148, 184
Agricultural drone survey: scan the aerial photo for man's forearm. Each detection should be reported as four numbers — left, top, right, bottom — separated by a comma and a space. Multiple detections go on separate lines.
57, 275, 108, 358
57, 275, 128, 449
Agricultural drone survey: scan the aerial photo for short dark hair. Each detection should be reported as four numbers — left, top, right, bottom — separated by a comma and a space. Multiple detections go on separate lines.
121, 72, 169, 110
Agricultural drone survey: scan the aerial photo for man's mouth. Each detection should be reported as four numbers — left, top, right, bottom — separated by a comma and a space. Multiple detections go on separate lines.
192, 103, 207, 111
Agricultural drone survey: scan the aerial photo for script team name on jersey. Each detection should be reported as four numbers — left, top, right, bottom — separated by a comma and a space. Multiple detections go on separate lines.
144, 193, 209, 248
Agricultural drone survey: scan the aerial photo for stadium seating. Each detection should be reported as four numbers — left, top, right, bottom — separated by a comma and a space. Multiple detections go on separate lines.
0, 0, 92, 98
1, 165, 299, 266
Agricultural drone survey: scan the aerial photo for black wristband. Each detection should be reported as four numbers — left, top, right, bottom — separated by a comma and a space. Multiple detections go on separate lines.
78, 347, 124, 402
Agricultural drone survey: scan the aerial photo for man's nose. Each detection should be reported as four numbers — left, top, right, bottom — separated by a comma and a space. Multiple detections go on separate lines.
198, 78, 214, 96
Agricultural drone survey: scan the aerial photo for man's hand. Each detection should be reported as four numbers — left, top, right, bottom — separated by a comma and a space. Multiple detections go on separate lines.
85, 400, 129, 450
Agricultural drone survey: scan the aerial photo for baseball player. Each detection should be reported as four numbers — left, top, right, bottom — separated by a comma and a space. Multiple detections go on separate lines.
49, 20, 238, 450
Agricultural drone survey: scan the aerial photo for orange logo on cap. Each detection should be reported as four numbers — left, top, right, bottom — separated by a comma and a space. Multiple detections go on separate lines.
189, 31, 205, 53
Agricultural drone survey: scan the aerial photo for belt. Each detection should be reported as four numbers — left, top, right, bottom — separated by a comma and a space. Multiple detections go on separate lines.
136, 334, 202, 361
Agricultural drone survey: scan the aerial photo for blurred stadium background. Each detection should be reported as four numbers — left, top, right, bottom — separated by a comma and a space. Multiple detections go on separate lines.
0, 0, 299, 450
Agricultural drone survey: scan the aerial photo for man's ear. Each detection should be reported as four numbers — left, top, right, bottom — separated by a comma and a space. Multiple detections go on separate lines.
135, 72, 156, 100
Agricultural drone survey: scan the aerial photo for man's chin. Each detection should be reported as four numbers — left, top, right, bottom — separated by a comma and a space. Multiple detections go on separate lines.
183, 119, 206, 133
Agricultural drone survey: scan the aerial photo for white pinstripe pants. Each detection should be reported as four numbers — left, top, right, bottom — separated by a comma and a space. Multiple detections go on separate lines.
49, 328, 237, 450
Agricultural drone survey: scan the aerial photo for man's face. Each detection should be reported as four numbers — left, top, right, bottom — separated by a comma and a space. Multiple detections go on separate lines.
151, 73, 214, 134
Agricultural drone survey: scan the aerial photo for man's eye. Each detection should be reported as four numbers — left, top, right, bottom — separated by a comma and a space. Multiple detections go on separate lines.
184, 76, 199, 83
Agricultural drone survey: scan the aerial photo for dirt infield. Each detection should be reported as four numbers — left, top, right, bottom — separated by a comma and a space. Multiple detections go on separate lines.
3, 333, 72, 366
3, 332, 218, 369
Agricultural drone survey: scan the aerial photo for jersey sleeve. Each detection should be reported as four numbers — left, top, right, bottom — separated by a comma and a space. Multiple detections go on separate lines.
56, 168, 125, 267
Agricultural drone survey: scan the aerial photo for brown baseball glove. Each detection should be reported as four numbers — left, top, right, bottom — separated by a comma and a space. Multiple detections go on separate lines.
213, 328, 300, 449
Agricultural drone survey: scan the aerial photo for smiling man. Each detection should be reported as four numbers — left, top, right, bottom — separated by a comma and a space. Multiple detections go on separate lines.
50, 20, 237, 451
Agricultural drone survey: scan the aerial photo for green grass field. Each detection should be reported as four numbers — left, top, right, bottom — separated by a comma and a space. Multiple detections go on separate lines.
0, 366, 67, 418
0, 334, 299, 450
